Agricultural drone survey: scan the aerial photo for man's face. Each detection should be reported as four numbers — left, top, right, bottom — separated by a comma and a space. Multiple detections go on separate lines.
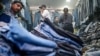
39, 7, 46, 13
11, 3, 22, 13
63, 8, 68, 14
42, 7, 46, 10
55, 17, 59, 22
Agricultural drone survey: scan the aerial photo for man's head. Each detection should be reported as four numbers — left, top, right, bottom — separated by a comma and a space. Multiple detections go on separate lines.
54, 16, 59, 23
11, 1, 24, 14
63, 8, 68, 14
39, 5, 46, 10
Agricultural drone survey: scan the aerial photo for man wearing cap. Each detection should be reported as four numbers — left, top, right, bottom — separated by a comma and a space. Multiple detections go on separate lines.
39, 4, 52, 21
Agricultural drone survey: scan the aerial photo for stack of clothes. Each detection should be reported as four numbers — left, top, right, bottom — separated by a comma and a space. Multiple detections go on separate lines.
0, 17, 83, 56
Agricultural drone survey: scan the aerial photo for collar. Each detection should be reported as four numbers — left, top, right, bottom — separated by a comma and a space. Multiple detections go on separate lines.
5, 10, 18, 18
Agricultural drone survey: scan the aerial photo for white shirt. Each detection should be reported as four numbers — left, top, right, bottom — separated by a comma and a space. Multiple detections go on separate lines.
41, 10, 51, 21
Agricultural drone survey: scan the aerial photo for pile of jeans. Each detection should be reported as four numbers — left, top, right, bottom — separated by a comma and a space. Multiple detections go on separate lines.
78, 21, 100, 56
33, 18, 83, 56
0, 18, 57, 56
0, 18, 83, 56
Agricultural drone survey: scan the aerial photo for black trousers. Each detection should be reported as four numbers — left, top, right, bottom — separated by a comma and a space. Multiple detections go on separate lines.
62, 24, 74, 33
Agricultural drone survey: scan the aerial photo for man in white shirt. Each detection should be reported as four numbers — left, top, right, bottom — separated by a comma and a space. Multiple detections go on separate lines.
39, 5, 51, 21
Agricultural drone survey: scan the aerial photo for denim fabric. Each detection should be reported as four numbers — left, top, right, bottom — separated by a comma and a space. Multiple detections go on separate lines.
1, 12, 57, 48
84, 51, 100, 56
21, 43, 53, 51
74, 50, 81, 56
21, 44, 55, 56
23, 51, 55, 56
56, 49, 76, 56
0, 37, 14, 56
35, 22, 81, 56
43, 18, 83, 46
46, 52, 56, 56
0, 34, 21, 56
35, 22, 81, 48
0, 12, 57, 56
6, 18, 57, 48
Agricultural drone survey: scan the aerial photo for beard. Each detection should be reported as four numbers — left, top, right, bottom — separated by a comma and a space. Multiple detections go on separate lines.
13, 10, 20, 14
11, 7, 21, 14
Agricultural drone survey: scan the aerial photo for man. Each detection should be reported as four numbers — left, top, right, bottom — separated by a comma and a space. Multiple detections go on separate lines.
0, 3, 16, 56
1, 1, 57, 48
33, 7, 42, 28
59, 8, 74, 33
33, 5, 51, 28
39, 4, 52, 21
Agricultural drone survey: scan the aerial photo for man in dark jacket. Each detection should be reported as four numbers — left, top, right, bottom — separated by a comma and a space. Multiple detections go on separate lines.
59, 8, 74, 33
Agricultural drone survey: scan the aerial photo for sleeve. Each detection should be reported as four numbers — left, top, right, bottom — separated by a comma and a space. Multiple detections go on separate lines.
0, 13, 10, 23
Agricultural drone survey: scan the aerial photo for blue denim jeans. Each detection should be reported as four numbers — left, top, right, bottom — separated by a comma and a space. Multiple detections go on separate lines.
6, 18, 57, 48
35, 22, 82, 48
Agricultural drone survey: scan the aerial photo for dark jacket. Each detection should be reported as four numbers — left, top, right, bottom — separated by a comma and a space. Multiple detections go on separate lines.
0, 13, 10, 23
59, 13, 74, 33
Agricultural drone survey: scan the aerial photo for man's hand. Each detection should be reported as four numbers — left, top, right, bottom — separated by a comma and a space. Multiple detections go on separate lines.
0, 22, 9, 32
0, 22, 7, 27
